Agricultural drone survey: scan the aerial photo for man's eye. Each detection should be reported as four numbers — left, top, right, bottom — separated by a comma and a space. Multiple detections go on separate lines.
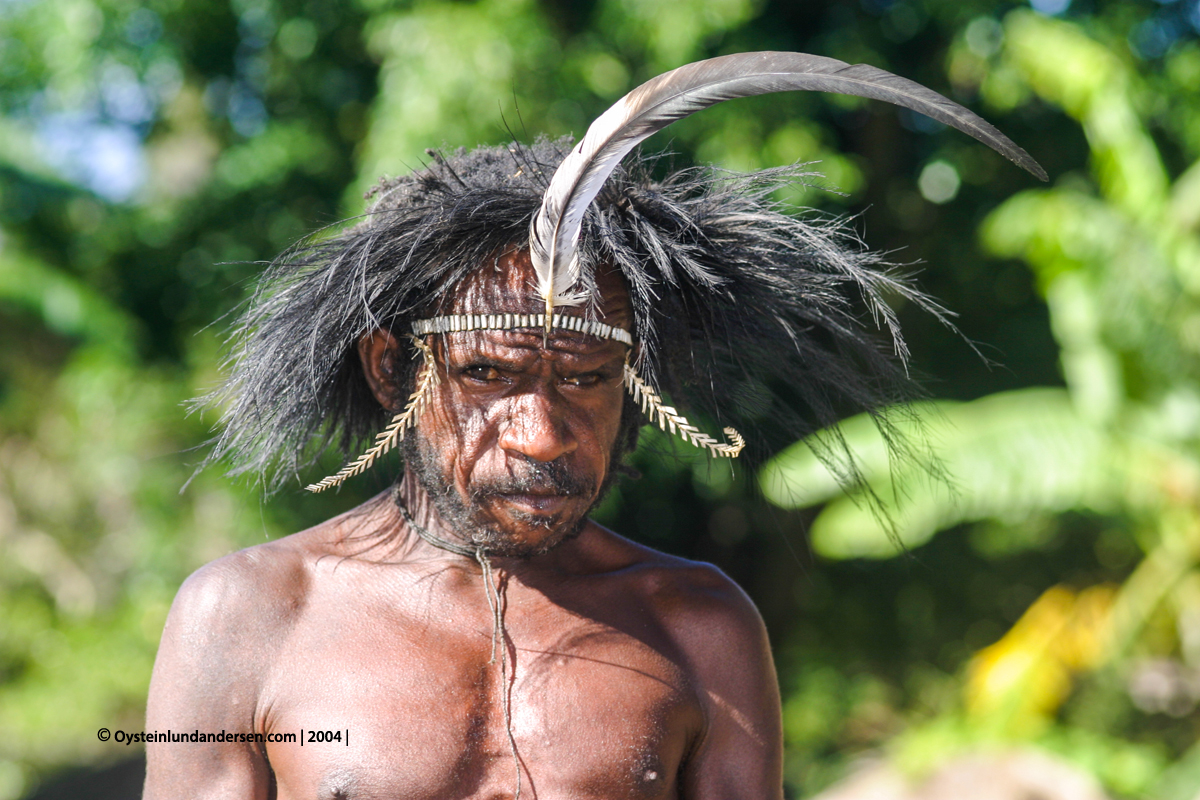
562, 373, 602, 388
463, 365, 503, 382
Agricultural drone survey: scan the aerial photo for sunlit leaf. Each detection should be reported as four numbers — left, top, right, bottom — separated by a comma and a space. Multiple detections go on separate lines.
761, 388, 1149, 559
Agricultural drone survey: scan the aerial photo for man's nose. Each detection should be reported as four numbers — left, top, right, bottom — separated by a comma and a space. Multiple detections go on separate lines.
498, 390, 577, 463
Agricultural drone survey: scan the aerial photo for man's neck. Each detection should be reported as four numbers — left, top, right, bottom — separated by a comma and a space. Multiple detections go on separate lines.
393, 488, 476, 558
389, 470, 482, 562
389, 469, 586, 578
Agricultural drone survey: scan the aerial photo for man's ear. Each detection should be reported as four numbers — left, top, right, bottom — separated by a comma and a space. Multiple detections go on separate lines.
358, 329, 406, 412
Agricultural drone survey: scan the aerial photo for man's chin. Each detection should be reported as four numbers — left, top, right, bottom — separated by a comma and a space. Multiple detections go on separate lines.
468, 500, 590, 558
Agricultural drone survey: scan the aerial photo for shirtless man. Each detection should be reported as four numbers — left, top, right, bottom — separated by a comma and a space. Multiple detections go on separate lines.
142, 254, 784, 799
143, 51, 1040, 800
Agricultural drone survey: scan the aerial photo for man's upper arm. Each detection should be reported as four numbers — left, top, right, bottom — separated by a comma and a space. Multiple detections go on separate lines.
143, 550, 293, 800
673, 565, 784, 800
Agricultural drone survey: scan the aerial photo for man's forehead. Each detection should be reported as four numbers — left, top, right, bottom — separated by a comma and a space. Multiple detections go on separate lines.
441, 250, 633, 331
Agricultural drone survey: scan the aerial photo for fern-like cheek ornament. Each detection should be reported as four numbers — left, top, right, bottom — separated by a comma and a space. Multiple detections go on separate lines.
306, 335, 438, 493
623, 360, 744, 458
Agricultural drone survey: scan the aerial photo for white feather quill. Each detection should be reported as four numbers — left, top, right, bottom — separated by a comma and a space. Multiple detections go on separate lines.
529, 51, 1046, 330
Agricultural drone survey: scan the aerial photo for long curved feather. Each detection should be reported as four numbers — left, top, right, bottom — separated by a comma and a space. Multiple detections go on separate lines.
529, 51, 1047, 325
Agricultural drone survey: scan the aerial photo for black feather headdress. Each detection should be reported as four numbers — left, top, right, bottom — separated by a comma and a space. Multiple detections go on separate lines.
203, 52, 1043, 492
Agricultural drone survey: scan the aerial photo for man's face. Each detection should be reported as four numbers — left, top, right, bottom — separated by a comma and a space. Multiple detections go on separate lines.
404, 252, 633, 558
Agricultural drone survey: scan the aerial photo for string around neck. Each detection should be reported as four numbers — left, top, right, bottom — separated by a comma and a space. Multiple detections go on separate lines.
391, 488, 523, 799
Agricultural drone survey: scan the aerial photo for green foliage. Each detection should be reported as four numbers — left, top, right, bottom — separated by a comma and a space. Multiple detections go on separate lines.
3, 0, 1200, 798
761, 389, 1146, 558
762, 5, 1200, 797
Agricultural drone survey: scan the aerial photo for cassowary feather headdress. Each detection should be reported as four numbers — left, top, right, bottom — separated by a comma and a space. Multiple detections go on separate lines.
205, 52, 1044, 492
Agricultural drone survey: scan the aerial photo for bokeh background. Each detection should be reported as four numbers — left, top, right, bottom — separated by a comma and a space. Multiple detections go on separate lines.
1, 0, 1199, 797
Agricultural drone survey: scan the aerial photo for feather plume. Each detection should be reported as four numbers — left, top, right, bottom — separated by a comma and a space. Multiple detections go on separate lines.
200, 140, 976, 491
530, 51, 1047, 327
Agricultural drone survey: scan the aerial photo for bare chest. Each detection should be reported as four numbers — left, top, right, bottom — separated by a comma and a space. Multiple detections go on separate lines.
258, 570, 702, 800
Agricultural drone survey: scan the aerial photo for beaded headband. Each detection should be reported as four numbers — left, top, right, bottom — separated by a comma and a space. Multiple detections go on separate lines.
411, 312, 633, 346
304, 314, 743, 492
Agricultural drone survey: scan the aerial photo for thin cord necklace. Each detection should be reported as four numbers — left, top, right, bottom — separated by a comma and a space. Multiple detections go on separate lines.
392, 489, 522, 799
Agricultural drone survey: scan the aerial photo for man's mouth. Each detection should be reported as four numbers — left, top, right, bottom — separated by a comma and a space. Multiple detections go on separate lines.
490, 491, 575, 515
474, 462, 595, 519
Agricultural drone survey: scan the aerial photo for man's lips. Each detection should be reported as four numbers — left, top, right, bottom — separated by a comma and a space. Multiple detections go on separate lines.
491, 492, 575, 514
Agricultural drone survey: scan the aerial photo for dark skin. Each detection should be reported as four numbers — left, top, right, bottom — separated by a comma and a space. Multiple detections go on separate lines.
144, 252, 783, 800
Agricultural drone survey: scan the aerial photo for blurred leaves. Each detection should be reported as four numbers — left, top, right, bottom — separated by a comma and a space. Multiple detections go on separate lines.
3, 0, 1200, 799
966, 583, 1116, 731
763, 5, 1200, 798
762, 389, 1149, 558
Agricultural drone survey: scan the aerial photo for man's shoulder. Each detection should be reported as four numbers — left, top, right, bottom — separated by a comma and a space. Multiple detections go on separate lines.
174, 492, 397, 615
176, 538, 300, 614
149, 522, 346, 733
167, 517, 344, 645
582, 524, 778, 735
583, 524, 762, 632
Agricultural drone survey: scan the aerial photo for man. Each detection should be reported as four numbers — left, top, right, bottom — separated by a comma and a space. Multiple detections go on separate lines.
144, 53, 1041, 798
144, 247, 782, 799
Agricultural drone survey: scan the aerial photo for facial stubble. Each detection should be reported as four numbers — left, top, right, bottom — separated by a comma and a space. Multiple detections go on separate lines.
401, 427, 625, 559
